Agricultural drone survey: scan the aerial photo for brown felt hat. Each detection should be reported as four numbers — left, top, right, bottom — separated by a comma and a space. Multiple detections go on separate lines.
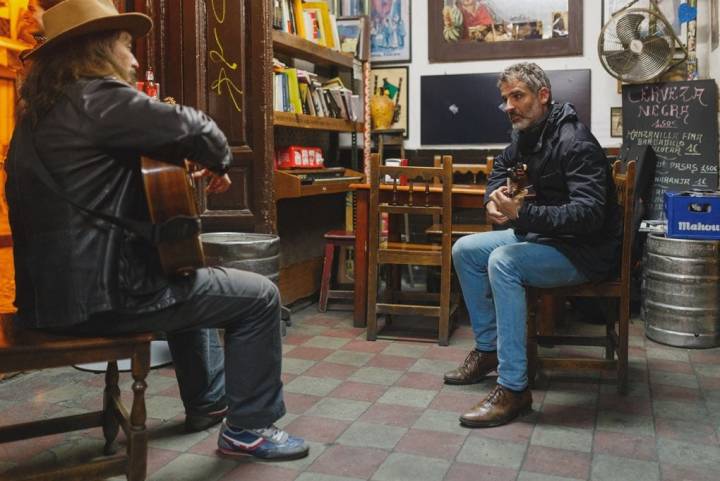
22, 0, 152, 60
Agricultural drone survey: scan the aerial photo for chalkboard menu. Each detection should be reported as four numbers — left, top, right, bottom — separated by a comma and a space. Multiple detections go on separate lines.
622, 80, 719, 219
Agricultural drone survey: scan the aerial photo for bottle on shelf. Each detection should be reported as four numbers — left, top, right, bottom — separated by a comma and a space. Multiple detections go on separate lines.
144, 67, 159, 99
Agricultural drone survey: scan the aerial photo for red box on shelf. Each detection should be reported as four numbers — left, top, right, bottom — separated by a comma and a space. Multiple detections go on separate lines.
275, 146, 324, 169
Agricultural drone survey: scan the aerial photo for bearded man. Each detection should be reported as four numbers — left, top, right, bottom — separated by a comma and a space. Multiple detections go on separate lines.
445, 62, 622, 427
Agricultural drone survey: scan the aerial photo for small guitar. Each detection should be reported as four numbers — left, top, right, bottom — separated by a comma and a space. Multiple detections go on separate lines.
140, 98, 205, 276
506, 163, 535, 200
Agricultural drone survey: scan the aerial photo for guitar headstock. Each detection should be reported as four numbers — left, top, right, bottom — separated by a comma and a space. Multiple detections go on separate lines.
506, 163, 532, 199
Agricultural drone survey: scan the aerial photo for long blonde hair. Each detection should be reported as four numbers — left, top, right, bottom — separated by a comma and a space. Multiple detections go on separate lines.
19, 30, 133, 125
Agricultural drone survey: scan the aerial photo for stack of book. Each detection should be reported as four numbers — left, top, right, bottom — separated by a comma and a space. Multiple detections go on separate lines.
273, 0, 340, 51
273, 59, 362, 121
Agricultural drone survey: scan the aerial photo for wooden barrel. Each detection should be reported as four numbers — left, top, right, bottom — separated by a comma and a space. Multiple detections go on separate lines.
200, 232, 280, 284
642, 233, 720, 348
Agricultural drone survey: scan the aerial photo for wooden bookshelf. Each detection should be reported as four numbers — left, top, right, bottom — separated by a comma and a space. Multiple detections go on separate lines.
272, 30, 354, 69
271, 23, 369, 304
273, 112, 364, 132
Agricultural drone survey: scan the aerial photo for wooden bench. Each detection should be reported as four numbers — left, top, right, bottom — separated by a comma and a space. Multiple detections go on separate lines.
0, 314, 152, 481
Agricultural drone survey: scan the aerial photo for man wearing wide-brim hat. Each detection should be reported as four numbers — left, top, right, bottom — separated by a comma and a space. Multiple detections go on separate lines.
6, 0, 309, 462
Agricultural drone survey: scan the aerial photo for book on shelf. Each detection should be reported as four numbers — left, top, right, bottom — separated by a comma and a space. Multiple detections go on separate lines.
271, 56, 360, 122
273, 0, 342, 51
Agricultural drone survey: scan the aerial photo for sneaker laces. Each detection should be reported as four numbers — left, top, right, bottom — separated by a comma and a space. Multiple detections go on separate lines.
251, 424, 289, 444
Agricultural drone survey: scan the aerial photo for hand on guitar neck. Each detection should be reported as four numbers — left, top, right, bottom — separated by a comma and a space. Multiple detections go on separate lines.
486, 163, 534, 224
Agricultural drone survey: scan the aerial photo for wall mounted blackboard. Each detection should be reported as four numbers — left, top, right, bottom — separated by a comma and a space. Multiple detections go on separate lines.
420, 69, 591, 145
622, 80, 719, 219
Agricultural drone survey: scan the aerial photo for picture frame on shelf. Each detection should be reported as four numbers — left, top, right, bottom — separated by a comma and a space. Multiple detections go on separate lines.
339, 0, 369, 16
337, 15, 369, 61
302, 2, 336, 48
610, 107, 623, 138
370, 66, 409, 138
428, 0, 582, 62
370, 0, 411, 63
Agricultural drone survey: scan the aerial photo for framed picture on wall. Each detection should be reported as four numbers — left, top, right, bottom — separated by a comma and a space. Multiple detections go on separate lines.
370, 66, 409, 137
337, 15, 369, 61
370, 0, 411, 63
337, 0, 368, 16
428, 0, 582, 63
610, 107, 623, 138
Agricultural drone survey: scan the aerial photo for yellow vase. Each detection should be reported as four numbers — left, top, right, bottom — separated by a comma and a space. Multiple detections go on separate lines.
370, 94, 395, 130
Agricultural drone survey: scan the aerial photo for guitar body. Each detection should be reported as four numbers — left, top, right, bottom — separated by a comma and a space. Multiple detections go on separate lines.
141, 157, 205, 276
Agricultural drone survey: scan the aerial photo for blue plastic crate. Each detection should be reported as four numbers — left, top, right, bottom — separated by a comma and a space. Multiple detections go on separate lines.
664, 191, 720, 240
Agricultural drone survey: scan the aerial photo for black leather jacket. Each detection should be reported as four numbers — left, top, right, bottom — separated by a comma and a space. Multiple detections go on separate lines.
486, 103, 622, 282
5, 77, 232, 328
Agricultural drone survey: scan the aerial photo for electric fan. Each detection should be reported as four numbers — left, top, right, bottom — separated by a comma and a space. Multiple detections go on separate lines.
598, 0, 688, 83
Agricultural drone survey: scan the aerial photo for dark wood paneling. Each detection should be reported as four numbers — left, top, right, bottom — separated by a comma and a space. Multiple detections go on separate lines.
137, 0, 273, 234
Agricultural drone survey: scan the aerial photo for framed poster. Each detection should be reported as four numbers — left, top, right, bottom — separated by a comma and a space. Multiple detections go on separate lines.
370, 66, 409, 137
429, 0, 582, 63
370, 0, 411, 63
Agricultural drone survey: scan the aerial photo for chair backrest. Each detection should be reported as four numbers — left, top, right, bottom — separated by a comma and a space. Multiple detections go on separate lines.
613, 159, 637, 289
432, 155, 493, 186
368, 153, 453, 251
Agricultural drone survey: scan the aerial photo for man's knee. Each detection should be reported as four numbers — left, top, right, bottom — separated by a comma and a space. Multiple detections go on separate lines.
261, 276, 281, 311
452, 235, 472, 264
488, 247, 519, 280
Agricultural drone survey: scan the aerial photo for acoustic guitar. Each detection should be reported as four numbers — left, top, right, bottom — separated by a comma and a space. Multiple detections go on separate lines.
140, 95, 205, 276
141, 156, 205, 276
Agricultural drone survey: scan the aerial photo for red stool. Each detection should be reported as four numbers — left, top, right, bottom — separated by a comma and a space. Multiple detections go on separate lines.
318, 230, 355, 312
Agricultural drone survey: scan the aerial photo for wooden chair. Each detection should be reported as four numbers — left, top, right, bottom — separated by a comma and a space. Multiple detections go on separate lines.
318, 229, 355, 312
526, 160, 637, 394
366, 153, 457, 345
426, 155, 493, 238
0, 314, 152, 481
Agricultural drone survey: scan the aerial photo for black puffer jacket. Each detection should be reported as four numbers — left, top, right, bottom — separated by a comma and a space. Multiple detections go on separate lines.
5, 77, 232, 328
485, 103, 622, 282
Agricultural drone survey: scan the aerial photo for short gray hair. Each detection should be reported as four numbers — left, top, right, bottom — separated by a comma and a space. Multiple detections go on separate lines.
498, 62, 552, 101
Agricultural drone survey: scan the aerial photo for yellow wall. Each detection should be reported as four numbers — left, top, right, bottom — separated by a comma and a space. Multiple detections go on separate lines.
0, 0, 26, 313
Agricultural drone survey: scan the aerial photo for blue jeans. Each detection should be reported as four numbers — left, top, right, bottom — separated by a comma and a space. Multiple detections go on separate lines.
452, 229, 588, 391
66, 267, 286, 429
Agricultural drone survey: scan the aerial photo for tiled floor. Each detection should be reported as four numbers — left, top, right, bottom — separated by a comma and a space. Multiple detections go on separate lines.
1, 306, 720, 481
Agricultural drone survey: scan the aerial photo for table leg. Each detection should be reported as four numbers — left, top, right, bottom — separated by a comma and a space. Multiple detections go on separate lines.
354, 190, 368, 327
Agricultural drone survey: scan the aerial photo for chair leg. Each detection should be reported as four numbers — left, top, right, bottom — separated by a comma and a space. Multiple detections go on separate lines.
102, 360, 120, 456
605, 316, 615, 361
318, 242, 336, 312
617, 298, 630, 395
127, 346, 150, 481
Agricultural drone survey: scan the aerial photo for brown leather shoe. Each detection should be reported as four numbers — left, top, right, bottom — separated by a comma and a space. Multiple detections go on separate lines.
459, 384, 532, 428
443, 350, 498, 385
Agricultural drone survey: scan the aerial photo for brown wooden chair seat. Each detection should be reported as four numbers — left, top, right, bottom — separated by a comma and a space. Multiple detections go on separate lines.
526, 160, 636, 394
324, 230, 356, 241
0, 313, 152, 481
318, 230, 356, 312
367, 154, 458, 345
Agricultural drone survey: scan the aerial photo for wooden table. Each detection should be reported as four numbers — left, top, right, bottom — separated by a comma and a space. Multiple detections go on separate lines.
350, 183, 486, 327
